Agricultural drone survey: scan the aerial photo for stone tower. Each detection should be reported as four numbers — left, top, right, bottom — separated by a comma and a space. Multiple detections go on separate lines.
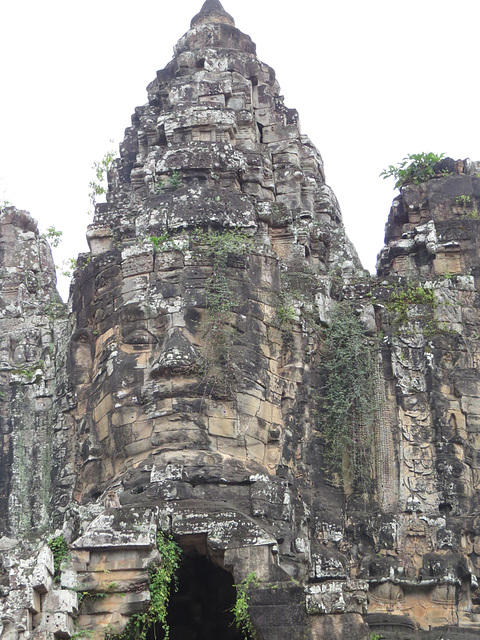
2, 2, 480, 639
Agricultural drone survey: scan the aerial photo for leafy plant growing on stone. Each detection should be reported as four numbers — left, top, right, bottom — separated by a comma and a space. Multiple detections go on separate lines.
149, 232, 171, 251
380, 152, 445, 189
384, 282, 436, 326
88, 143, 117, 211
48, 533, 69, 581
319, 302, 377, 493
274, 300, 298, 345
455, 195, 471, 206
231, 572, 259, 640
61, 257, 78, 278
12, 360, 45, 383
168, 171, 182, 190
42, 225, 63, 248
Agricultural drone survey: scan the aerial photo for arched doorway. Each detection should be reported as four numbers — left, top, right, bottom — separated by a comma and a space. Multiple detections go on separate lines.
148, 551, 244, 640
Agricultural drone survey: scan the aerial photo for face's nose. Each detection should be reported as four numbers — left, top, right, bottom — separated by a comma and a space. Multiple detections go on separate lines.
150, 328, 199, 377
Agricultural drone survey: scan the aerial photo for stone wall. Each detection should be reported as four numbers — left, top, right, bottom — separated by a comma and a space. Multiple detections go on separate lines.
2, 2, 480, 639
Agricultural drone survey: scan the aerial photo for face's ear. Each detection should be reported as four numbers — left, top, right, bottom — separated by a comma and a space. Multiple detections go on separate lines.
69, 328, 95, 385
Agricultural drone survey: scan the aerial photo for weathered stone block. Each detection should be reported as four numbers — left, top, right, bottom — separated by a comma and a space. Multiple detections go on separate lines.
86, 225, 113, 255
32, 632, 56, 640
208, 416, 237, 437
79, 590, 150, 616
31, 564, 52, 593
306, 581, 368, 615
39, 611, 75, 638
72, 511, 157, 549
43, 589, 78, 615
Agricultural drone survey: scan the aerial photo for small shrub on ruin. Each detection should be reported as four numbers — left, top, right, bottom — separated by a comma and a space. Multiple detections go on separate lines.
380, 152, 446, 188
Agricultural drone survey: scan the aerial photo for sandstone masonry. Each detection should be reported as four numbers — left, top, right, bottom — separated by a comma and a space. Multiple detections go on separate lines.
1, 2, 480, 639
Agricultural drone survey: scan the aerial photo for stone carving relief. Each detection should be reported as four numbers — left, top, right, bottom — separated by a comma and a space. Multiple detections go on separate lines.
3, 1, 480, 639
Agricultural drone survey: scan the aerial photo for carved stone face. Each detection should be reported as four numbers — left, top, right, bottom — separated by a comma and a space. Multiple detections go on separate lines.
71, 225, 302, 501
63, 0, 359, 506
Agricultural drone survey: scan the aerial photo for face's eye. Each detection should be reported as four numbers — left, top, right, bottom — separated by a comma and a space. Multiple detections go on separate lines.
122, 329, 157, 346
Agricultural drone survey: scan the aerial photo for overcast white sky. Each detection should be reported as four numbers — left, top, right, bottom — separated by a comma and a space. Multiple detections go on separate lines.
1, 0, 479, 300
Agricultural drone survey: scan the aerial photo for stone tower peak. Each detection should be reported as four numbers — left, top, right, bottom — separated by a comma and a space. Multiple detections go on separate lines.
190, 0, 235, 28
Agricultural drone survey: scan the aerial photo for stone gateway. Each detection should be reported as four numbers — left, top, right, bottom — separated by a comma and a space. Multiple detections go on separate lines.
1, 2, 480, 639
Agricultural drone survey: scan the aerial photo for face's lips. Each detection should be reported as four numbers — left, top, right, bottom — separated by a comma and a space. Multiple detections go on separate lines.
150, 358, 199, 378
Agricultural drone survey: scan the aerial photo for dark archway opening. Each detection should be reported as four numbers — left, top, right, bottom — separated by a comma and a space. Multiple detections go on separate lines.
148, 552, 243, 640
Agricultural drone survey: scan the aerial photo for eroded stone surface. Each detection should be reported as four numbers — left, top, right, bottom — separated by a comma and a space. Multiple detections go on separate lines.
2, 2, 480, 639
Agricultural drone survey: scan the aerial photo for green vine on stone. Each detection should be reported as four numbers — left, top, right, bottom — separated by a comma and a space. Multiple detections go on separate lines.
113, 532, 181, 640
319, 302, 377, 493
193, 228, 253, 315
230, 572, 258, 640
193, 228, 253, 398
48, 534, 69, 581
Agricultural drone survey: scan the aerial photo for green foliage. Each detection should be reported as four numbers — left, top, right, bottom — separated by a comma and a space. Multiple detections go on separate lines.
114, 532, 182, 640
48, 534, 69, 580
45, 300, 67, 319
320, 303, 376, 492
463, 207, 479, 220
168, 171, 182, 190
454, 195, 479, 219
42, 225, 63, 248
194, 228, 253, 315
61, 257, 78, 278
12, 360, 45, 383
149, 232, 171, 251
274, 304, 297, 328
231, 572, 259, 640
71, 631, 94, 640
88, 144, 117, 211
385, 283, 435, 324
273, 301, 297, 346
380, 152, 445, 189
77, 591, 108, 608
370, 633, 384, 640
153, 171, 182, 193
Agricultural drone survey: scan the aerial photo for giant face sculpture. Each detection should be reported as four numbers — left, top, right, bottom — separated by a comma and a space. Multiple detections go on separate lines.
71, 218, 321, 502
68, 1, 356, 508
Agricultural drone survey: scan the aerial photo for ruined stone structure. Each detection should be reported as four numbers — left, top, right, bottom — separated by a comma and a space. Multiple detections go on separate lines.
2, 2, 480, 639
